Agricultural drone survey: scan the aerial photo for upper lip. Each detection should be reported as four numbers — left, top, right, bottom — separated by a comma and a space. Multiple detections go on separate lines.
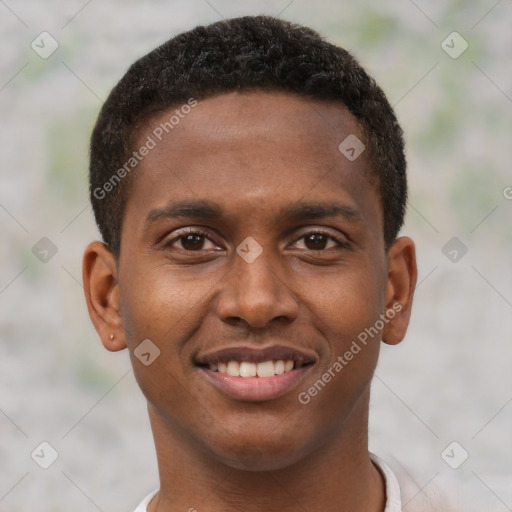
195, 344, 317, 366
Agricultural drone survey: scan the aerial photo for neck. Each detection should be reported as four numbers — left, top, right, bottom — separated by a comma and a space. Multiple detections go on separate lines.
147, 390, 385, 512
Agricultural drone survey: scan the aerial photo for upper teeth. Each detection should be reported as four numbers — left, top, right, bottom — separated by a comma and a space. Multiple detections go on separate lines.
210, 360, 295, 378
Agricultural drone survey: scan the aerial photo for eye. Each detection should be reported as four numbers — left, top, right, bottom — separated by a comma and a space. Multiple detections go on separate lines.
162, 228, 349, 253
292, 230, 349, 251
163, 229, 220, 251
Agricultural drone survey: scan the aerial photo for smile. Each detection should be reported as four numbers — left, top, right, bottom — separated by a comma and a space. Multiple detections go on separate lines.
195, 344, 316, 401
208, 359, 301, 377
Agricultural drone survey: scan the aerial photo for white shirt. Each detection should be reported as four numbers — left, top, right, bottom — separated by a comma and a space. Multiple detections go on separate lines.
134, 488, 158, 512
134, 453, 402, 512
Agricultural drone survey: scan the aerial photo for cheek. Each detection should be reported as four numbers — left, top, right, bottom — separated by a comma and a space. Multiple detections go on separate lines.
303, 266, 384, 397
116, 270, 184, 396
118, 264, 208, 347
117, 263, 221, 406
308, 265, 385, 345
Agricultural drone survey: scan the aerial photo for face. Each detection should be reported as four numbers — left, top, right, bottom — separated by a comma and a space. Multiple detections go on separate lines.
83, 91, 417, 471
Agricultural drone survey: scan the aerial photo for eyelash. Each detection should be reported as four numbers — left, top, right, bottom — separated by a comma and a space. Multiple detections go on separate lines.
163, 228, 350, 252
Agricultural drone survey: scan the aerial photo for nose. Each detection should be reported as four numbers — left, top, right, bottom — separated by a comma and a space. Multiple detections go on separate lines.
215, 246, 299, 329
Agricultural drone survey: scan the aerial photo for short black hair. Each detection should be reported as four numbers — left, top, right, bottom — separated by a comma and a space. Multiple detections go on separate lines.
89, 15, 406, 256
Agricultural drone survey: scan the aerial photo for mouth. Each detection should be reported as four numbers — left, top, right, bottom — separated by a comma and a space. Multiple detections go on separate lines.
196, 345, 315, 376
195, 345, 316, 402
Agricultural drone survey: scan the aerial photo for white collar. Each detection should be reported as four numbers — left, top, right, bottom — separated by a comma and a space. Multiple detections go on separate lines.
133, 488, 158, 512
371, 453, 402, 512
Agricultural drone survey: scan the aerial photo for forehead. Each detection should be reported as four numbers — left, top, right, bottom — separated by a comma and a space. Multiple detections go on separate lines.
139, 91, 365, 164
126, 91, 381, 235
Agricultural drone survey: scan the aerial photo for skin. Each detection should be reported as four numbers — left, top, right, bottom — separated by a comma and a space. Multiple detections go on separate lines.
83, 91, 417, 512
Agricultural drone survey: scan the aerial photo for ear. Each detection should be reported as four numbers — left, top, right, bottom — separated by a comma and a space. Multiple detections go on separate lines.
82, 241, 126, 351
382, 236, 418, 346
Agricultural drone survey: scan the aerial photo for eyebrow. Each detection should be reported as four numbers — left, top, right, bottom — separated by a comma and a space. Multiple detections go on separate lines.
145, 200, 223, 225
144, 199, 363, 229
279, 201, 363, 223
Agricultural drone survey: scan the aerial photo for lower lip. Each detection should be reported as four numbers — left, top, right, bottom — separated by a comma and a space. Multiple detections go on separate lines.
199, 366, 313, 402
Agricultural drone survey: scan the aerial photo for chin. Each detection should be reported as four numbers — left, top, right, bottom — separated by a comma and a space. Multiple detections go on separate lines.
219, 451, 307, 472
208, 432, 315, 472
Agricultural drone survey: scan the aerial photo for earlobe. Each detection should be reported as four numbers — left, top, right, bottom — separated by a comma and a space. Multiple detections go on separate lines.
82, 241, 127, 352
382, 236, 418, 346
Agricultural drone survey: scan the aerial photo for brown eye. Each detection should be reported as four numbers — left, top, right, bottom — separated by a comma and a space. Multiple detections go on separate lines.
303, 233, 329, 250
294, 231, 347, 251
164, 230, 219, 251
179, 234, 206, 250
